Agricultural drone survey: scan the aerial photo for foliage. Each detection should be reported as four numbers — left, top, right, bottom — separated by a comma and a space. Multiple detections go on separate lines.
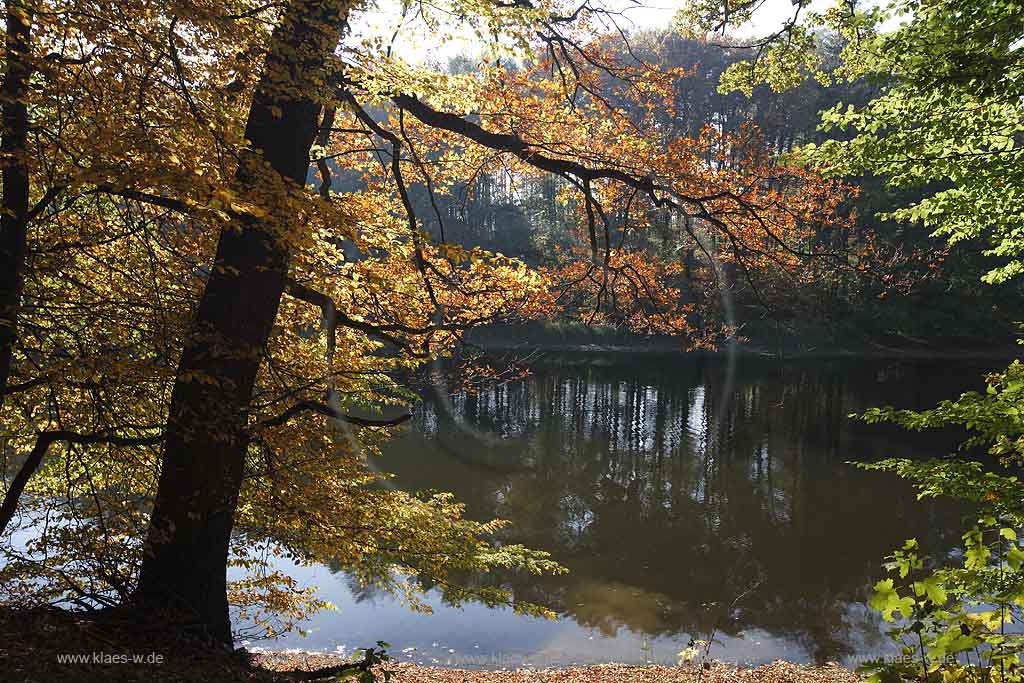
850, 360, 1024, 683
861, 362, 1024, 466
431, 32, 1023, 348
336, 641, 394, 683
0, 0, 1014, 655
0, 0, 861, 641
677, 0, 1024, 681
688, 0, 1024, 286
852, 482, 1024, 683
890, 524, 1020, 679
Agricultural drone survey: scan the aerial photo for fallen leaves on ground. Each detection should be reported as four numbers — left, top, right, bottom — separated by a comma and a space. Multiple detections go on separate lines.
256, 655, 862, 683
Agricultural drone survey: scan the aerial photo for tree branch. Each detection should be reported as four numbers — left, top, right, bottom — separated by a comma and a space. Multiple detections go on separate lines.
93, 184, 191, 214
258, 400, 412, 430
0, 429, 161, 536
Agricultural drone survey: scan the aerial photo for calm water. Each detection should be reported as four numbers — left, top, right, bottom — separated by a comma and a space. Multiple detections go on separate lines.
250, 354, 1003, 669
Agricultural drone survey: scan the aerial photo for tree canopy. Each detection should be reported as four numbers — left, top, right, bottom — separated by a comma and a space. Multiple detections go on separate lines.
0, 0, 858, 644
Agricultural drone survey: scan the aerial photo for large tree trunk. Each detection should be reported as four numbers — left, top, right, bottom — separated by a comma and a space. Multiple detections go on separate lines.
0, 1, 33, 408
135, 0, 347, 645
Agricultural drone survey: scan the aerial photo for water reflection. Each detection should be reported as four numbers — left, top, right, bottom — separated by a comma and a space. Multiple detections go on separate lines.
261, 355, 995, 668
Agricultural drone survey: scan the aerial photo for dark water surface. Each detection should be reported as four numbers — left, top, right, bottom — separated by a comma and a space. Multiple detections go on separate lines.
253, 354, 1003, 669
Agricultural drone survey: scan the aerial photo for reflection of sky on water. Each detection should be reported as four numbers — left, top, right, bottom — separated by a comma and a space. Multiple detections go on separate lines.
244, 557, 897, 669
241, 356, 999, 669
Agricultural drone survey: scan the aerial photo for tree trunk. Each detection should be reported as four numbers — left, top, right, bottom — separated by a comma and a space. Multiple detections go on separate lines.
135, 0, 347, 645
0, 1, 33, 408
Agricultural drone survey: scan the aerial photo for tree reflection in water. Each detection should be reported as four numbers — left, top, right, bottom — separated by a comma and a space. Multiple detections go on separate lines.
346, 355, 990, 664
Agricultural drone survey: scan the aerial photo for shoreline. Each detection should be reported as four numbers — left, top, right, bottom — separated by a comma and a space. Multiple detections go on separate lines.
0, 607, 865, 681
256, 655, 864, 683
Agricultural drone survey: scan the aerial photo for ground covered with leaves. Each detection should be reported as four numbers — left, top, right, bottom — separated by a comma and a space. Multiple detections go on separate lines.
0, 607, 863, 683
259, 655, 862, 683
0, 606, 280, 682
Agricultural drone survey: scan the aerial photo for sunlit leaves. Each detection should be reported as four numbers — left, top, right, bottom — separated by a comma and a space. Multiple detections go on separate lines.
1, 0, 853, 634
869, 578, 915, 622
854, 372, 1024, 682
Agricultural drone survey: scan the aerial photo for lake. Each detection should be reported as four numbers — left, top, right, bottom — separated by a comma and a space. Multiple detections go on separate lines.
247, 353, 1002, 669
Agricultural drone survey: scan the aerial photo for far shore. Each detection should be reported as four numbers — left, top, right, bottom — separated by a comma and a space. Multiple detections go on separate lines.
471, 339, 1021, 361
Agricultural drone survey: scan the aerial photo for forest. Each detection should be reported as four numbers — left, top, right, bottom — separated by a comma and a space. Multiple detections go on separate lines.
0, 0, 1022, 681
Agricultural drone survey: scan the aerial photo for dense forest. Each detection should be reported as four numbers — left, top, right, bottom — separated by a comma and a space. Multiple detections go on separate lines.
396, 35, 1023, 351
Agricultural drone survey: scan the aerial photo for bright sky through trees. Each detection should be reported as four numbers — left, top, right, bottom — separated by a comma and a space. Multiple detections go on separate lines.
354, 0, 829, 64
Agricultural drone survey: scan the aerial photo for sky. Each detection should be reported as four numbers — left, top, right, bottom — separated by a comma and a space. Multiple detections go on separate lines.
348, 0, 833, 65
